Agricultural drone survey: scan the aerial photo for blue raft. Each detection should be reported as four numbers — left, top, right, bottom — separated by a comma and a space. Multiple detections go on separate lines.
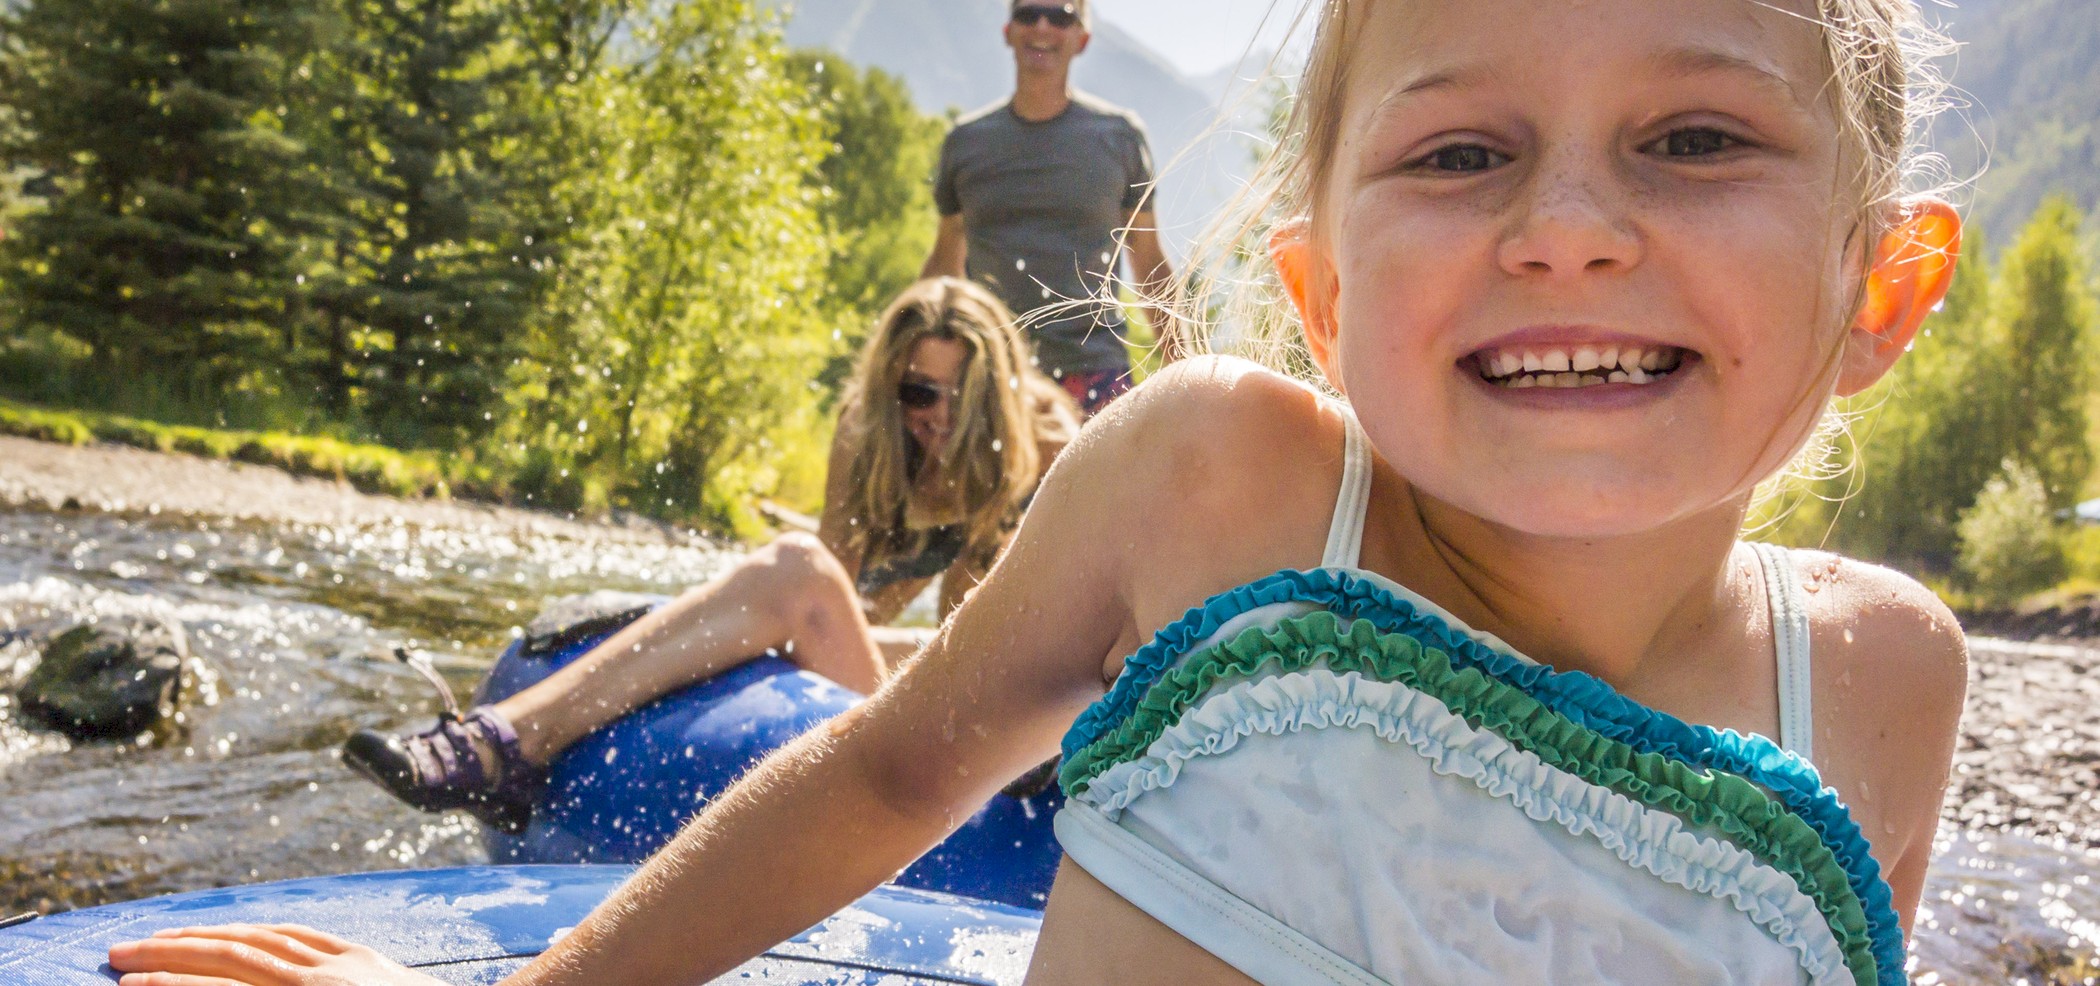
0, 865, 1042, 985
474, 600, 1064, 909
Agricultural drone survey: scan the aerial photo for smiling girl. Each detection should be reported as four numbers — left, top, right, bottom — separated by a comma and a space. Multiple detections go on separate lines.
114, 0, 1965, 983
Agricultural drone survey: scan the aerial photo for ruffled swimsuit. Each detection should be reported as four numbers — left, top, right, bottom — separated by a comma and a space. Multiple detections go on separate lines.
1052, 412, 1903, 986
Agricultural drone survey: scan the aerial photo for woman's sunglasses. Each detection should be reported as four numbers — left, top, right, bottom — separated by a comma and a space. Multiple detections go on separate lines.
1010, 4, 1080, 29
897, 379, 961, 410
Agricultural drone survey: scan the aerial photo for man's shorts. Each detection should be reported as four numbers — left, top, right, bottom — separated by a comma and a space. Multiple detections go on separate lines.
1056, 368, 1132, 417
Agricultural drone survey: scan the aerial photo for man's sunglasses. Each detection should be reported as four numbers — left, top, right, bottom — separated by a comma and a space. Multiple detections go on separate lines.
1011, 4, 1080, 29
897, 379, 961, 410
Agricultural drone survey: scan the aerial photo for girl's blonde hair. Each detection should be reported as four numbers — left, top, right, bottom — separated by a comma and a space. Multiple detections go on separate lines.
1161, 0, 1954, 378
1133, 0, 1957, 526
839, 277, 1078, 567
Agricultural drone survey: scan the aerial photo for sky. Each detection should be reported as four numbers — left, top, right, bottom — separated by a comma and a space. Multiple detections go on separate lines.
1091, 0, 1306, 77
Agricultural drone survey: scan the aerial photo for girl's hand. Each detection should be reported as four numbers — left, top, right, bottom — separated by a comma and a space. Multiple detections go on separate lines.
108, 923, 444, 986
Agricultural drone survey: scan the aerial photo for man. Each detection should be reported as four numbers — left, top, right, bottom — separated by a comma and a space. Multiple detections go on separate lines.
922, 0, 1180, 415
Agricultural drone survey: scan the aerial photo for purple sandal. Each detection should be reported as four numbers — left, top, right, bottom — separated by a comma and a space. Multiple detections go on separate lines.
341, 649, 541, 834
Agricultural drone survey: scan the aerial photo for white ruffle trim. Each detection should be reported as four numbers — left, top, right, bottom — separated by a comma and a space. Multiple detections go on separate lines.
1075, 669, 1852, 986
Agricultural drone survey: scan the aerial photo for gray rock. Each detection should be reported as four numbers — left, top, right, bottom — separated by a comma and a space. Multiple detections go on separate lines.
17, 618, 190, 740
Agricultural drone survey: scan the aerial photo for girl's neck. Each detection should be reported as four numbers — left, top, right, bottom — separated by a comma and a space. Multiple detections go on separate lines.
1380, 484, 1757, 688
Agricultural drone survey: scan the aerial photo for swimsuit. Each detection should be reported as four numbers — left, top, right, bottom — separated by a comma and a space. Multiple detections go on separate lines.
1053, 411, 1903, 986
856, 523, 969, 599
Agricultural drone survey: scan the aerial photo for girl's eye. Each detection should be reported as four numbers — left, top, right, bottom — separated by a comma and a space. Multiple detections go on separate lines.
1655, 128, 1740, 157
1413, 144, 1507, 174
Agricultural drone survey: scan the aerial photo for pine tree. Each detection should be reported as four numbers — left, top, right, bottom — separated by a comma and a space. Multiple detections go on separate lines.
297, 0, 551, 444
0, 0, 311, 391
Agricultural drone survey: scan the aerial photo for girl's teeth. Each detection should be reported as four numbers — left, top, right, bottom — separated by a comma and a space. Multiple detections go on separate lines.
1477, 343, 1684, 387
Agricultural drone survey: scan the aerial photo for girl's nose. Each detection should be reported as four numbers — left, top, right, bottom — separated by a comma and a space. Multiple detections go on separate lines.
1495, 155, 1642, 278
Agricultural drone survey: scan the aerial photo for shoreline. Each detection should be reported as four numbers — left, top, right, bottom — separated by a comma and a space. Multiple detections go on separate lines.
0, 434, 704, 546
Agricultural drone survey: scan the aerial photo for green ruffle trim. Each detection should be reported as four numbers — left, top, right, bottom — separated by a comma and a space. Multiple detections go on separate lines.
1061, 612, 1878, 986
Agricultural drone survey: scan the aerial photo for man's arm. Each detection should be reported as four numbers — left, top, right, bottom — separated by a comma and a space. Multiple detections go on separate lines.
1123, 212, 1182, 362
921, 213, 967, 280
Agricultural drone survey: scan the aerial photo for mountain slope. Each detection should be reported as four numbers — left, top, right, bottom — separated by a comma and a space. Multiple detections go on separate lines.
1933, 0, 2100, 250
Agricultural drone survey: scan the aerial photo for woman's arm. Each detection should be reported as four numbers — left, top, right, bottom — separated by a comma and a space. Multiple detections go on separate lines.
816, 398, 867, 579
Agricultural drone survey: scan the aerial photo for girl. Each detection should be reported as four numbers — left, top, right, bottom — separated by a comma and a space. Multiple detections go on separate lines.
341, 276, 1079, 833
112, 0, 1968, 983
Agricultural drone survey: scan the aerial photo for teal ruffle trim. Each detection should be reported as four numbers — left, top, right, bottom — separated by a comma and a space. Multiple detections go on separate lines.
1059, 567, 1905, 985
1062, 613, 1876, 986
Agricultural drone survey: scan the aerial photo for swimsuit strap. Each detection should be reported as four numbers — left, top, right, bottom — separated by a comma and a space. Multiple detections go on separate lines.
1312, 414, 1817, 762
1750, 542, 1815, 763
1321, 409, 1373, 570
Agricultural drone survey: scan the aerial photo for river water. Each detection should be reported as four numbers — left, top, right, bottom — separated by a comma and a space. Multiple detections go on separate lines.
0, 493, 2095, 983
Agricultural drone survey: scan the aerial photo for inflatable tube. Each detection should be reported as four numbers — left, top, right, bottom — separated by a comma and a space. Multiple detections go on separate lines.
0, 865, 1042, 985
474, 601, 1064, 909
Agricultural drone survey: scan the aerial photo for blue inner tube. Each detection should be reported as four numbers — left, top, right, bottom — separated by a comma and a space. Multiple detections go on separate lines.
473, 602, 1064, 909
0, 865, 1042, 985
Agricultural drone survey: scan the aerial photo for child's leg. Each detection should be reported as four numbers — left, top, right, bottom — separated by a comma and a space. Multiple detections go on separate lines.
495, 532, 887, 765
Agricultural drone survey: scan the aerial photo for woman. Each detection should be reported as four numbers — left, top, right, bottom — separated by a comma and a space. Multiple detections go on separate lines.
343, 277, 1080, 831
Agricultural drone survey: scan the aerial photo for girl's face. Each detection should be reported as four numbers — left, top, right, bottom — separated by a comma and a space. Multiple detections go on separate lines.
900, 336, 970, 459
1321, 0, 1862, 539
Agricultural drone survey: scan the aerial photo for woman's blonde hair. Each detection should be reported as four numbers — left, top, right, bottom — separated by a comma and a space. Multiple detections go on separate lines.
839, 277, 1078, 566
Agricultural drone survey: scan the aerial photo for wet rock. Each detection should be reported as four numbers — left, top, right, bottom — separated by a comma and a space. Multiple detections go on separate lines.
16, 618, 189, 740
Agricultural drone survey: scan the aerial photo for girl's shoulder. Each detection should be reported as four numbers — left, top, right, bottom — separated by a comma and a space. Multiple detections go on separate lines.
1778, 547, 1966, 877
1054, 357, 1352, 628
1088, 355, 1334, 448
1079, 356, 1345, 504
1782, 547, 1968, 691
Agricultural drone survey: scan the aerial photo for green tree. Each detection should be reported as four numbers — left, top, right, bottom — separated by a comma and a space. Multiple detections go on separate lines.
1813, 200, 2096, 577
1819, 231, 1998, 569
293, 0, 552, 444
1989, 196, 2094, 508
790, 53, 942, 324
0, 0, 310, 391
499, 0, 838, 522
1957, 459, 2066, 604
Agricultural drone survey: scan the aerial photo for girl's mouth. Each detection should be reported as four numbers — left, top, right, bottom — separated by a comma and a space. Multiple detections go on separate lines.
1469, 343, 1692, 390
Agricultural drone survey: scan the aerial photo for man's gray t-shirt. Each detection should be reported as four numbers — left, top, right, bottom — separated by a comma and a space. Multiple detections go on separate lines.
934, 91, 1155, 377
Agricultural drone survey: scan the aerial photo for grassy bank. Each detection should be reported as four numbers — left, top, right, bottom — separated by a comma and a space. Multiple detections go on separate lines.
0, 397, 489, 501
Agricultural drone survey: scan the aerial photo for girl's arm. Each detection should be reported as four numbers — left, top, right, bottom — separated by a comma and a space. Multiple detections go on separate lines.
1809, 556, 1969, 936
502, 377, 1144, 984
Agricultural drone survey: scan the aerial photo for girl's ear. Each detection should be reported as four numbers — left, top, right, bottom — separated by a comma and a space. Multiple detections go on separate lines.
1268, 219, 1343, 388
1838, 198, 1961, 396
